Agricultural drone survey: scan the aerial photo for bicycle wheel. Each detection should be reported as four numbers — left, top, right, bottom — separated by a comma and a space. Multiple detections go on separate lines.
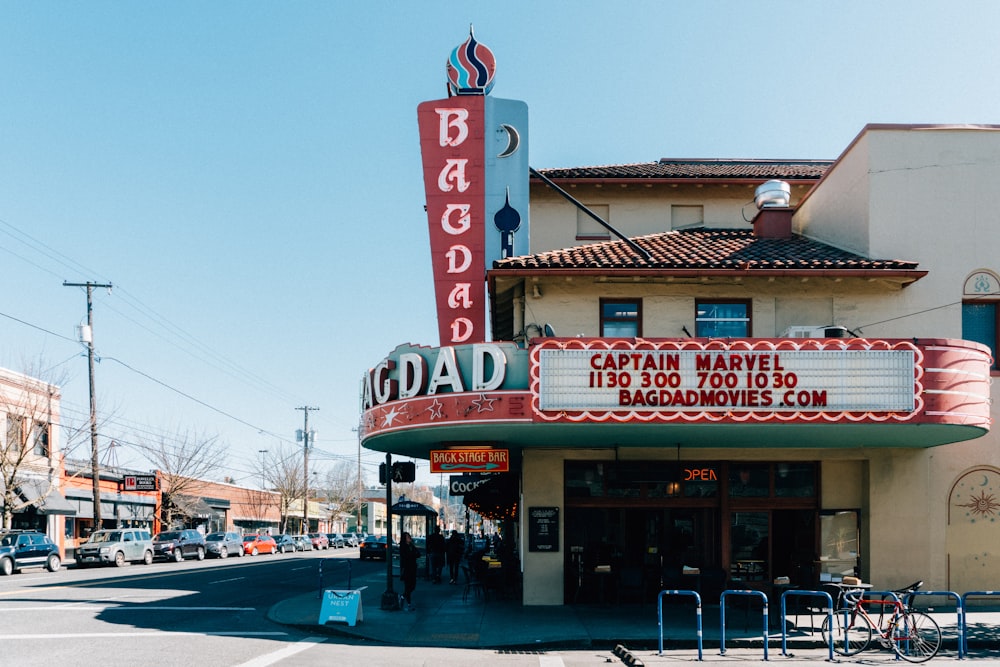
821, 609, 872, 655
891, 610, 942, 663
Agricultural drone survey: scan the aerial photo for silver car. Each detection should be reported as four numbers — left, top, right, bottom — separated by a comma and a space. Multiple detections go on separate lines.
205, 531, 244, 559
75, 529, 154, 568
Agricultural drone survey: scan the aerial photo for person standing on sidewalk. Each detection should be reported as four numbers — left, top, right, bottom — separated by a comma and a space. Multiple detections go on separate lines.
399, 532, 420, 611
446, 530, 463, 584
427, 526, 446, 584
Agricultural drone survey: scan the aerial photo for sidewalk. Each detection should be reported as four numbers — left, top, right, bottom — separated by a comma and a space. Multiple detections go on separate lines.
267, 568, 1000, 656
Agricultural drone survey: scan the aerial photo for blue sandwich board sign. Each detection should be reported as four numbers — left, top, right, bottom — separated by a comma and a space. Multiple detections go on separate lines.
318, 588, 365, 627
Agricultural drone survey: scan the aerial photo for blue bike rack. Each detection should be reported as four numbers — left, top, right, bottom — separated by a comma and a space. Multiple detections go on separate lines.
657, 589, 703, 661
779, 589, 833, 661
720, 589, 769, 660
906, 590, 963, 659
961, 591, 1000, 658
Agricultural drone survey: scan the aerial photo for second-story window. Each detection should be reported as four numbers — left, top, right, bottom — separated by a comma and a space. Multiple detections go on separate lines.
31, 422, 49, 457
601, 299, 641, 337
696, 300, 751, 337
962, 271, 1000, 372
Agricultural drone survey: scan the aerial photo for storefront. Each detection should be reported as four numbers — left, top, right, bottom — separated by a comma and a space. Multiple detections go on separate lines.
363, 32, 998, 606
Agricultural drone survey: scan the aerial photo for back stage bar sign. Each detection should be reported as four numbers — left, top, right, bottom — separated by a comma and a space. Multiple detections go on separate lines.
431, 449, 509, 473
538, 347, 916, 413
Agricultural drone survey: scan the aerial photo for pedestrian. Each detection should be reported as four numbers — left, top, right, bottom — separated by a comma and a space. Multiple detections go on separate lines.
446, 529, 463, 584
399, 532, 420, 611
427, 526, 446, 584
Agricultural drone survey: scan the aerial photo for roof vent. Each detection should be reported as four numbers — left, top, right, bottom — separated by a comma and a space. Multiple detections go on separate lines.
754, 179, 791, 209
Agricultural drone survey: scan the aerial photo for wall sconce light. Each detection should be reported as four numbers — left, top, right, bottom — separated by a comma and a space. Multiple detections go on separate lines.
532, 284, 542, 299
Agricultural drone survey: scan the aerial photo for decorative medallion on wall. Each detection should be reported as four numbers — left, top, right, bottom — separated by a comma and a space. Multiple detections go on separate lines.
949, 467, 1000, 524
963, 270, 1000, 297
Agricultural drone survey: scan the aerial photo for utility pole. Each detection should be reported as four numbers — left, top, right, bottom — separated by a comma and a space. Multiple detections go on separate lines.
64, 280, 112, 531
296, 406, 318, 533
353, 426, 363, 533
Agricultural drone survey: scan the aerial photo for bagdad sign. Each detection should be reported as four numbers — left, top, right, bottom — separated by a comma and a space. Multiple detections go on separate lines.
430, 448, 509, 473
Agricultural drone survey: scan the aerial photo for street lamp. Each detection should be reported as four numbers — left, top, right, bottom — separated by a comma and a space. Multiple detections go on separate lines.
258, 449, 268, 490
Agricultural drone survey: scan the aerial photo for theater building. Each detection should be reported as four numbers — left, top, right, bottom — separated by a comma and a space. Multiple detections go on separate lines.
359, 33, 997, 607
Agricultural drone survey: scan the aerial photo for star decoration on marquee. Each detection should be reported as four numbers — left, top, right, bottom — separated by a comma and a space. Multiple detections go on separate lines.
382, 406, 402, 427
470, 393, 497, 413
426, 399, 445, 420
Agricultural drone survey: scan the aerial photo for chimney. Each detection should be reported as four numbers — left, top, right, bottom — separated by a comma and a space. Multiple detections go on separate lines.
752, 207, 793, 239
752, 179, 793, 239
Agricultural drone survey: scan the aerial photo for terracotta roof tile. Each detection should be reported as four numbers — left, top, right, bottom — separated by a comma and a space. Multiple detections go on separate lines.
534, 159, 832, 181
493, 229, 919, 272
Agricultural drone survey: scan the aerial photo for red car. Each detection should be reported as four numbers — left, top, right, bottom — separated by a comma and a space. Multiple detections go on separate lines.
242, 534, 277, 555
309, 533, 329, 550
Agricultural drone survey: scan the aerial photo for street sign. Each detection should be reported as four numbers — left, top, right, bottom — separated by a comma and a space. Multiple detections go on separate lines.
122, 475, 157, 491
430, 449, 509, 473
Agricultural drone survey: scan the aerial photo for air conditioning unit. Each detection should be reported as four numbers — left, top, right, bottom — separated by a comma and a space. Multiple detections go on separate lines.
781, 325, 850, 339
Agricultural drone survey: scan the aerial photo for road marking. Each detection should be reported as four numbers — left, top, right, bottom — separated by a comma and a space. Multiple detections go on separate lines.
0, 606, 255, 612
0, 631, 287, 639
237, 636, 326, 666
290, 566, 312, 571
210, 576, 246, 584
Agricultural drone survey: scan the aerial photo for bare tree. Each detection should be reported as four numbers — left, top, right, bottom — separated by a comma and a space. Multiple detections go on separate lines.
0, 362, 68, 529
237, 486, 278, 528
141, 430, 228, 529
264, 445, 303, 534
319, 460, 359, 530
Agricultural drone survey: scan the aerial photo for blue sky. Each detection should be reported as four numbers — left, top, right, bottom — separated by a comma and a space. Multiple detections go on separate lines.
3, 1, 999, 488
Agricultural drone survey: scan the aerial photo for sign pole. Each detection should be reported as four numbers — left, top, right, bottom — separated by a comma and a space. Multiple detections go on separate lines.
380, 452, 397, 610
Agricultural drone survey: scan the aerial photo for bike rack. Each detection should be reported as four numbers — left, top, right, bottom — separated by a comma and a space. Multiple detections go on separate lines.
860, 590, 903, 662
720, 589, 769, 660
961, 591, 1000, 658
657, 589, 703, 661
779, 589, 834, 661
317, 558, 352, 598
906, 590, 963, 660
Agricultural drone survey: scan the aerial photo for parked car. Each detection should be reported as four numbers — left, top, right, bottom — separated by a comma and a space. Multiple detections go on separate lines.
359, 535, 392, 561
153, 529, 206, 562
273, 534, 297, 554
347, 532, 363, 547
75, 528, 154, 568
292, 534, 313, 551
204, 531, 244, 559
0, 530, 62, 575
326, 533, 346, 549
308, 532, 330, 550
242, 534, 277, 555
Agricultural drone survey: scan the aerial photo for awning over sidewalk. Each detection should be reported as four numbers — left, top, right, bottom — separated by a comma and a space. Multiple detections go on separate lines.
172, 494, 215, 519
16, 479, 77, 516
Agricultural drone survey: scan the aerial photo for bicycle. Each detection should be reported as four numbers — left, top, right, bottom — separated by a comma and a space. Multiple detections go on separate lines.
820, 579, 942, 662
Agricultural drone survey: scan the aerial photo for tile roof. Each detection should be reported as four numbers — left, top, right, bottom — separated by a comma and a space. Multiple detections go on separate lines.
534, 159, 832, 181
492, 228, 920, 272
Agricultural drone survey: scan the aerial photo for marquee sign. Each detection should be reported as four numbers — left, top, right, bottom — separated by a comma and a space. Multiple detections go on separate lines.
534, 340, 918, 414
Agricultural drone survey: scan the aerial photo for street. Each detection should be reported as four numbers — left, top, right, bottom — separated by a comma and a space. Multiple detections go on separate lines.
0, 547, 629, 667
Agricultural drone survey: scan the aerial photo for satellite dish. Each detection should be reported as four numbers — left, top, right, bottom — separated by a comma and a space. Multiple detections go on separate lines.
543, 323, 556, 337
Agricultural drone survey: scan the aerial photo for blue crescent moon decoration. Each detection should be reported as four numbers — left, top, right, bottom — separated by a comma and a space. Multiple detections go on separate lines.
497, 123, 520, 157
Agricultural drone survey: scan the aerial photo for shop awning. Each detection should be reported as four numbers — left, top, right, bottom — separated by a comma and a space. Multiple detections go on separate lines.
390, 498, 438, 518
17, 479, 77, 516
172, 495, 215, 519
